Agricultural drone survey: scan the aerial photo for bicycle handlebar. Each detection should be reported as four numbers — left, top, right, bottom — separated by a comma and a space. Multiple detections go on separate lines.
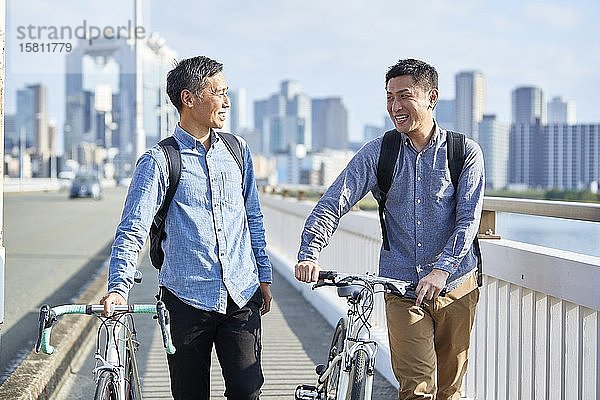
314, 270, 414, 296
36, 302, 176, 355
315, 270, 448, 298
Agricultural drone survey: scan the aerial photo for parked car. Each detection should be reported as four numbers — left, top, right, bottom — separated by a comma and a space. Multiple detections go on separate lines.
69, 175, 102, 200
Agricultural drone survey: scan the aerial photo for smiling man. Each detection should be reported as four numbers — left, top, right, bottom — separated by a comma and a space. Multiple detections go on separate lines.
101, 56, 272, 400
295, 59, 485, 399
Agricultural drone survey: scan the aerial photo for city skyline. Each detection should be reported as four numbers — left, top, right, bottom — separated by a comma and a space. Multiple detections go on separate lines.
4, 0, 600, 145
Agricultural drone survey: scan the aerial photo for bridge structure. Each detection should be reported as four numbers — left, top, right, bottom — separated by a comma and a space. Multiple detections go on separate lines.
0, 187, 598, 399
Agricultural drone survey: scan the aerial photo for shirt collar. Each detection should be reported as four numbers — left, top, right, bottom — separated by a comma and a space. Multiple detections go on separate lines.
401, 119, 442, 150
174, 124, 220, 150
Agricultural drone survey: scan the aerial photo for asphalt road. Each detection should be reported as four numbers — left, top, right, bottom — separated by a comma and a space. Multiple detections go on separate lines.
0, 186, 129, 382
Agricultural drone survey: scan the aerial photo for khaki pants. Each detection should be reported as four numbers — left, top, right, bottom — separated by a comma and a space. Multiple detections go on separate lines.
385, 274, 479, 400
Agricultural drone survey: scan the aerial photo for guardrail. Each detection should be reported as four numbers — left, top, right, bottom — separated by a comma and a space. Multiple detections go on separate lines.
261, 192, 600, 399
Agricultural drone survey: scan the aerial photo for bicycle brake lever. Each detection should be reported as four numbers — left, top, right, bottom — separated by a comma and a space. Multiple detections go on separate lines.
36, 304, 55, 353
312, 280, 328, 290
35, 305, 49, 352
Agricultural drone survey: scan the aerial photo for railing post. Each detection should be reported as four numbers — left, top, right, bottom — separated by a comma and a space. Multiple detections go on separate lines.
479, 209, 501, 239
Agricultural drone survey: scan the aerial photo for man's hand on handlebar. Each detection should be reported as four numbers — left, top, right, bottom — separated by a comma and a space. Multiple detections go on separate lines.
99, 292, 127, 317
295, 260, 320, 283
415, 269, 449, 307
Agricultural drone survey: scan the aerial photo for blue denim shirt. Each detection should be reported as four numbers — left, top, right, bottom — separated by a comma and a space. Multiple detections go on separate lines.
298, 124, 485, 293
108, 125, 272, 313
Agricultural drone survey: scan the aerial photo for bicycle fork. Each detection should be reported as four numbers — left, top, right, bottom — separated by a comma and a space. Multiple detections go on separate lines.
295, 341, 378, 400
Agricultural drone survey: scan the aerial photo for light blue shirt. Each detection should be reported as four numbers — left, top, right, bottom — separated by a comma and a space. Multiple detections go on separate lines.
298, 124, 485, 293
108, 125, 272, 313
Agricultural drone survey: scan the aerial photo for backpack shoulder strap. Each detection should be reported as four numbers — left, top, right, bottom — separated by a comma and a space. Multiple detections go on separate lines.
218, 132, 244, 174
446, 130, 483, 286
446, 130, 465, 190
153, 136, 181, 228
376, 129, 402, 251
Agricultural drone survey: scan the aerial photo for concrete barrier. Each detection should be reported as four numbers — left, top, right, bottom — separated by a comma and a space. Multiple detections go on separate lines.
0, 269, 108, 399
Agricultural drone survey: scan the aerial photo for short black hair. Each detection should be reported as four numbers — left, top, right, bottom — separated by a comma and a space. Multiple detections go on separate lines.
385, 59, 438, 91
166, 56, 223, 111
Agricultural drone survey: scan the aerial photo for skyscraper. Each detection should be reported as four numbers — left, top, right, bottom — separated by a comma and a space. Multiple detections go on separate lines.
547, 96, 576, 124
512, 86, 545, 125
15, 84, 50, 177
455, 71, 485, 141
254, 80, 312, 155
478, 114, 509, 189
65, 35, 176, 177
311, 97, 348, 151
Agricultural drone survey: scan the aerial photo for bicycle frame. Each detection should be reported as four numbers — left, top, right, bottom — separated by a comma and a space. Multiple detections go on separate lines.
296, 271, 411, 400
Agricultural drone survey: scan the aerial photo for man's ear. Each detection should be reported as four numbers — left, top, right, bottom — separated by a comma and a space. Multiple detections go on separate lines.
429, 88, 439, 109
180, 89, 194, 108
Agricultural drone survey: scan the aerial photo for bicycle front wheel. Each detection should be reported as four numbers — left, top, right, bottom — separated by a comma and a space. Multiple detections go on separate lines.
94, 370, 119, 400
347, 349, 369, 400
324, 318, 347, 400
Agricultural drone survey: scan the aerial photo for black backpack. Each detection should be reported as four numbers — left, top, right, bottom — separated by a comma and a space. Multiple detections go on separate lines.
149, 132, 244, 270
376, 129, 482, 286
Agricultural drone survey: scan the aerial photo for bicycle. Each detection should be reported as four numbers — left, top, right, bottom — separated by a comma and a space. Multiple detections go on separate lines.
295, 270, 413, 400
35, 299, 175, 399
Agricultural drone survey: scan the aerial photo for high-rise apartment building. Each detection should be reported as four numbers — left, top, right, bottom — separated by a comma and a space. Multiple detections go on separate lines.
541, 124, 600, 190
547, 96, 576, 125
478, 115, 509, 189
509, 121, 542, 188
512, 86, 545, 125
311, 97, 348, 151
455, 71, 485, 141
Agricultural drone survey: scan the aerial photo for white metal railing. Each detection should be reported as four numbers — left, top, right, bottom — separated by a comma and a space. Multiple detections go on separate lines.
261, 193, 600, 400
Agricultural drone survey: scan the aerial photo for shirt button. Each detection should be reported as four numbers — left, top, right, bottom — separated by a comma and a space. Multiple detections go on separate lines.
417, 220, 421, 225
416, 199, 421, 204
417, 176, 421, 181
217, 228, 222, 232
220, 252, 225, 257
417, 243, 422, 247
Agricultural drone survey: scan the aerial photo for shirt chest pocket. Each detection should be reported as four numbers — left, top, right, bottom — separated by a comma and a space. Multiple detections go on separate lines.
221, 170, 244, 206
429, 169, 454, 200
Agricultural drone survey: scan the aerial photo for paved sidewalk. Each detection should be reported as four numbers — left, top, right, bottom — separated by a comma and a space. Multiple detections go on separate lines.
56, 259, 397, 399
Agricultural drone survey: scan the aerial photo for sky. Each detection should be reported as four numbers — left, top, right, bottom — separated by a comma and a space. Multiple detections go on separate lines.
4, 0, 600, 145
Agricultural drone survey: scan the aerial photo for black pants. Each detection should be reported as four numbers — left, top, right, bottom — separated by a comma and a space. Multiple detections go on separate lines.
162, 288, 264, 400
